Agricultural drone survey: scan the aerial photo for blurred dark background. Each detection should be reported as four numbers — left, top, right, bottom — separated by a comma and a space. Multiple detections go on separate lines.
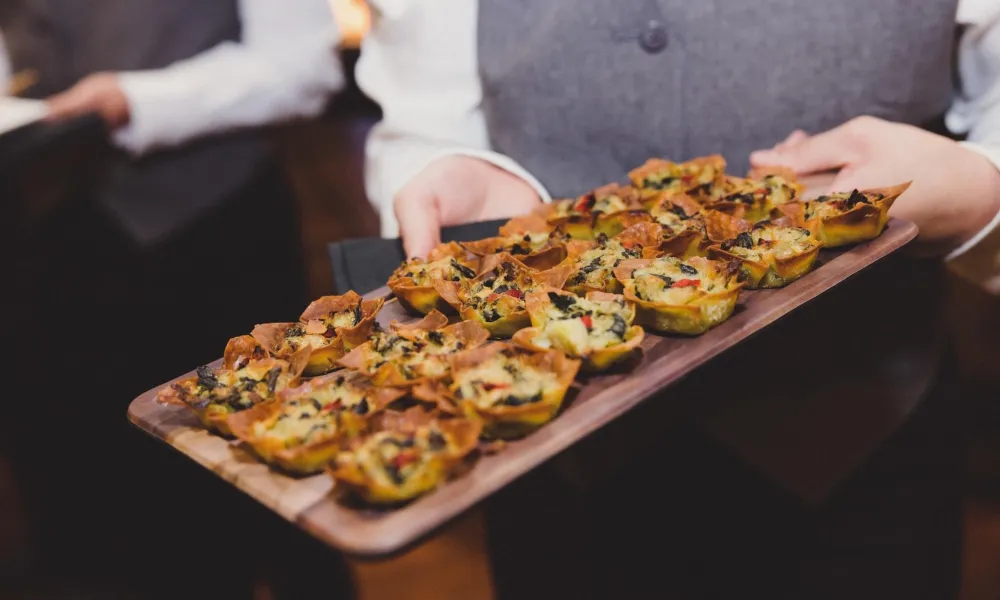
4, 3, 1000, 599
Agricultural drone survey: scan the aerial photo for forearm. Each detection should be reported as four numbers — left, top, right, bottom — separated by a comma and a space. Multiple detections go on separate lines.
114, 0, 343, 155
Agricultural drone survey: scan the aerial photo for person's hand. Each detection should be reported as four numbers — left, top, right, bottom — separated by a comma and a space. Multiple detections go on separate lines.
395, 155, 543, 258
45, 73, 131, 129
749, 116, 1000, 254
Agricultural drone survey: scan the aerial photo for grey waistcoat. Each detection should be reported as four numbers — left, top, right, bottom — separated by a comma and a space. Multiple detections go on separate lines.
3, 0, 270, 245
478, 0, 957, 501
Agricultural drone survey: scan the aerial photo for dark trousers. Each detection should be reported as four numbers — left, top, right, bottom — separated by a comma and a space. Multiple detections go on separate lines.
486, 361, 963, 600
6, 162, 355, 598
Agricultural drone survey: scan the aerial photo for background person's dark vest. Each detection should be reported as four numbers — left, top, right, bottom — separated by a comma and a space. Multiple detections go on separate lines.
477, 0, 959, 502
2, 0, 270, 245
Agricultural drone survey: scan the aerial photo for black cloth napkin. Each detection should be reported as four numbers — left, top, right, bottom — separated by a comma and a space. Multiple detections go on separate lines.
327, 219, 506, 295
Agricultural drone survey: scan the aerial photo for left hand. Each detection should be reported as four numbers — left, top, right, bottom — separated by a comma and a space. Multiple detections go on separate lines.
45, 72, 131, 129
749, 116, 1000, 255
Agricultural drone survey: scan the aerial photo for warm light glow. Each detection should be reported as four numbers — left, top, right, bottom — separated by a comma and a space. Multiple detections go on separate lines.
331, 0, 371, 48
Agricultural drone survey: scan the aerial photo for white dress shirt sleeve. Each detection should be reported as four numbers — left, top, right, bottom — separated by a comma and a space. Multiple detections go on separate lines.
945, 0, 1000, 292
113, 0, 343, 156
357, 0, 550, 238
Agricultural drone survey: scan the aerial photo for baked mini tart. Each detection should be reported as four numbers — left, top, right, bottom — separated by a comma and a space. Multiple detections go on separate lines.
252, 291, 383, 376
462, 214, 569, 271
708, 211, 823, 289
417, 343, 580, 439
539, 184, 652, 240
337, 310, 490, 386
562, 224, 662, 294
702, 173, 802, 222
329, 407, 482, 504
228, 372, 405, 475
437, 254, 573, 338
614, 256, 743, 335
513, 288, 644, 371
773, 182, 909, 248
388, 242, 479, 315
648, 193, 709, 257
156, 336, 308, 436
628, 155, 727, 206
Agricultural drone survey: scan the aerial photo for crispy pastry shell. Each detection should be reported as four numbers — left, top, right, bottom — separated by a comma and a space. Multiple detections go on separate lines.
388, 242, 478, 315
336, 311, 490, 386
445, 342, 581, 439
706, 218, 823, 289
157, 347, 309, 437
227, 373, 405, 475
437, 254, 573, 338
613, 257, 743, 335
514, 289, 644, 371
789, 182, 909, 248
328, 408, 482, 504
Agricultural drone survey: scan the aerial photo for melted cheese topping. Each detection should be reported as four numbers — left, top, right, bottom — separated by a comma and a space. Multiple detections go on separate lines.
452, 353, 559, 409
466, 262, 534, 322
396, 257, 476, 286
252, 376, 369, 448
567, 239, 642, 290
349, 426, 452, 489
652, 208, 706, 237
630, 257, 724, 304
364, 328, 465, 380
176, 361, 293, 414
638, 162, 720, 194
531, 293, 631, 356
723, 225, 818, 262
273, 304, 364, 355
806, 190, 882, 220
500, 231, 556, 255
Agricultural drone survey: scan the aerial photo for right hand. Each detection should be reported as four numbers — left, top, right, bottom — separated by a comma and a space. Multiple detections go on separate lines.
395, 156, 543, 258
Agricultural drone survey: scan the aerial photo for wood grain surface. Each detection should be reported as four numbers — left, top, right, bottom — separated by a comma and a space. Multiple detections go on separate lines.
128, 218, 918, 557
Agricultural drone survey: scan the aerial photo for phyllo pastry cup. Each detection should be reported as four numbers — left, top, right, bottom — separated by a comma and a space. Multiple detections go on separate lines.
156, 336, 309, 436
461, 214, 568, 271
513, 288, 644, 371
538, 184, 651, 240
773, 182, 909, 248
388, 242, 479, 315
562, 224, 660, 294
252, 291, 384, 376
329, 407, 482, 504
701, 172, 802, 222
437, 254, 573, 338
647, 193, 709, 257
337, 310, 490, 386
628, 155, 727, 205
613, 256, 743, 335
708, 216, 823, 289
227, 371, 405, 475
426, 342, 581, 439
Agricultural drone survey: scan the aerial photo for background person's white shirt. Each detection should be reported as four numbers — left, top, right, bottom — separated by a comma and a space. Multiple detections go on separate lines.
0, 0, 343, 154
359, 0, 1000, 292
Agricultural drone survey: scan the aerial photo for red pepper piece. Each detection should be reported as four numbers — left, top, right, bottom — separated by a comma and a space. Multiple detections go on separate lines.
581, 315, 593, 329
392, 452, 420, 468
505, 289, 524, 300
321, 401, 342, 412
486, 293, 500, 304
483, 382, 510, 392
673, 279, 701, 288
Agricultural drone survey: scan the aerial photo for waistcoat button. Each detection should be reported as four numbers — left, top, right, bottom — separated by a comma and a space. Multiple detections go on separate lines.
639, 20, 668, 53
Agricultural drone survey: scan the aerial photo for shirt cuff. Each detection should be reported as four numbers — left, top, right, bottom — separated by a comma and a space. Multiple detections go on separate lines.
111, 70, 182, 156
945, 141, 1000, 293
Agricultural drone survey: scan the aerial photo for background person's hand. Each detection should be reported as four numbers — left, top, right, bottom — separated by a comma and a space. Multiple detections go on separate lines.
749, 116, 1000, 254
45, 72, 131, 129
395, 155, 543, 258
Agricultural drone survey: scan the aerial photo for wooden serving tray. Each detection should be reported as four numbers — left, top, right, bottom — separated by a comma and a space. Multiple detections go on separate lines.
128, 218, 918, 557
